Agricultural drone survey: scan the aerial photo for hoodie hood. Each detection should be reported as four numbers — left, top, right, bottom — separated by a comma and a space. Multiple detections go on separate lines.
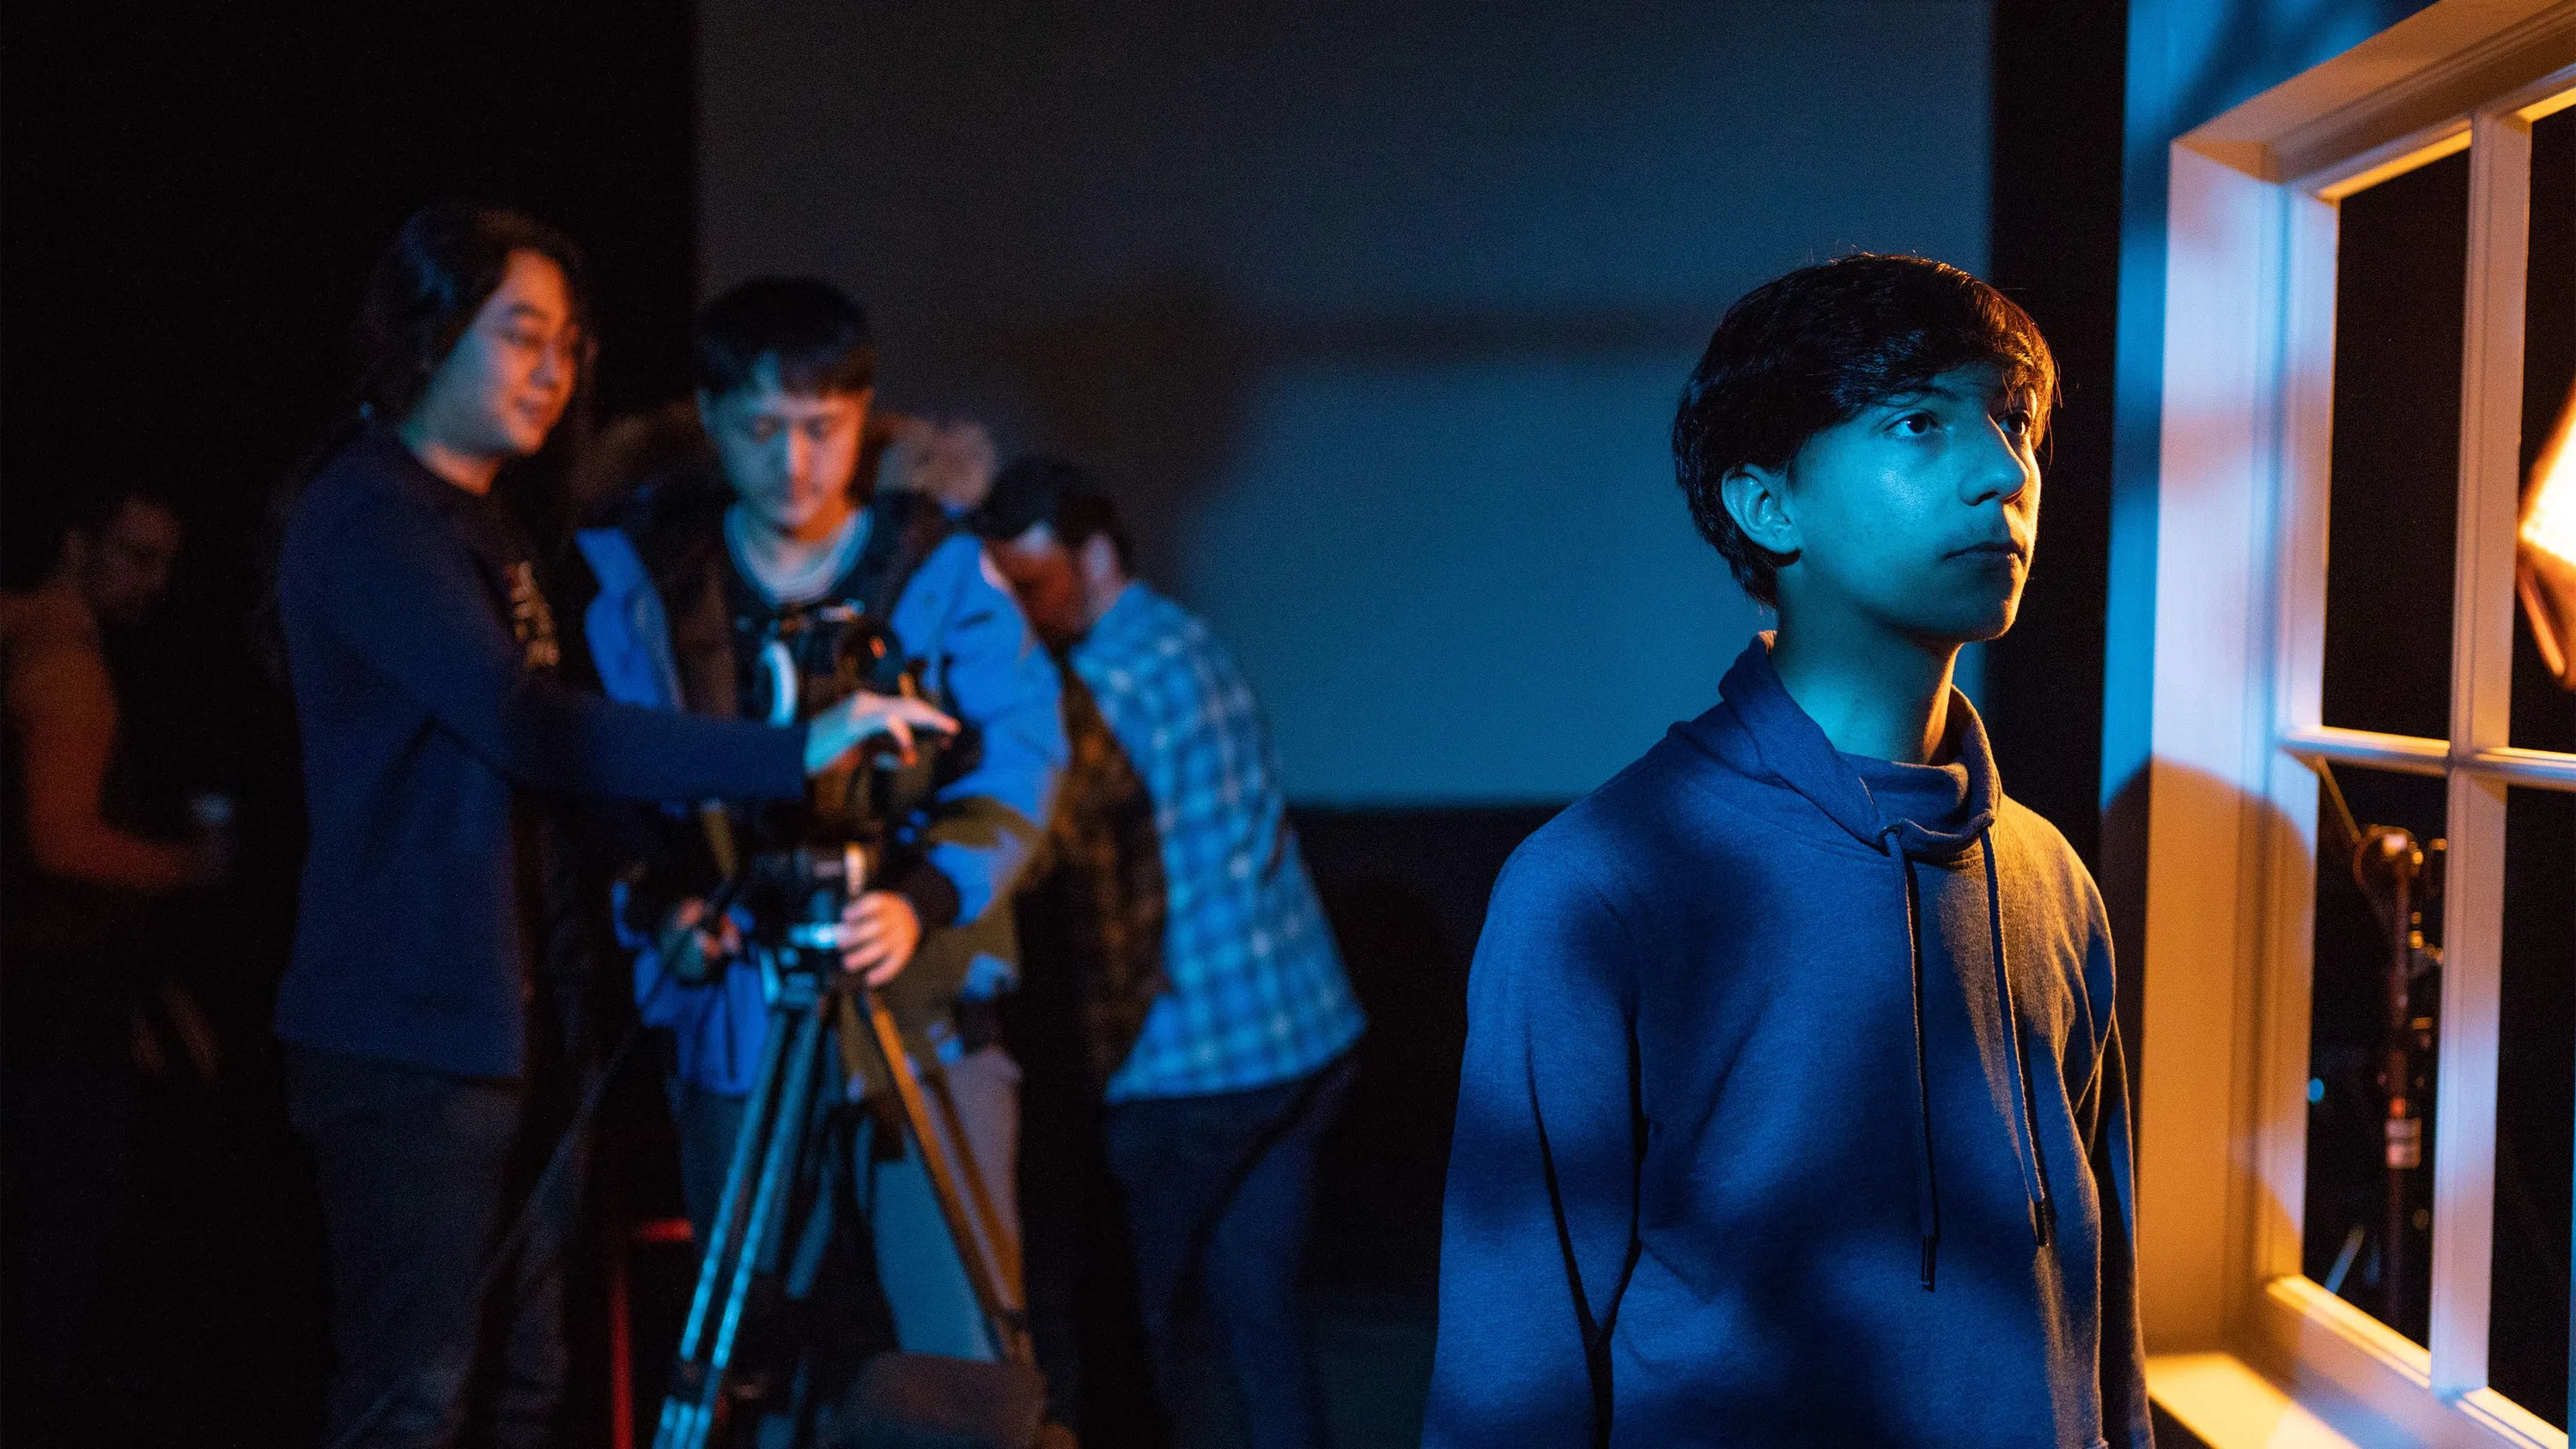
1710, 631, 1998, 862
1695, 632, 2055, 1289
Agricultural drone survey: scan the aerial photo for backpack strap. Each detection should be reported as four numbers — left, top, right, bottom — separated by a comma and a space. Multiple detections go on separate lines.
850, 488, 960, 627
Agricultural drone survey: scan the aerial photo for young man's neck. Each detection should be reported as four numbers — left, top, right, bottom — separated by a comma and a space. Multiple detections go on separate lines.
397, 419, 503, 497
1765, 607, 1959, 766
733, 494, 860, 573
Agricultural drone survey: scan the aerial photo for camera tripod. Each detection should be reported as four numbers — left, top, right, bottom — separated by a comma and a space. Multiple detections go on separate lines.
652, 843, 1032, 1449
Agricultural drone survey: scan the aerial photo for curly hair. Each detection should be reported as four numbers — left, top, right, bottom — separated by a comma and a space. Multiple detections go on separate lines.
1673, 254, 2056, 607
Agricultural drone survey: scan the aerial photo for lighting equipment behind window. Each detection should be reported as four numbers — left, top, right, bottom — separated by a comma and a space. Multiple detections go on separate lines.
2518, 380, 2576, 689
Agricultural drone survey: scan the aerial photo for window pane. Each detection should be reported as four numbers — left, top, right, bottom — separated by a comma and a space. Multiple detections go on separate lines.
2489, 784, 2576, 1428
2303, 762, 2446, 1343
2322, 149, 2470, 743
2515, 103, 2576, 755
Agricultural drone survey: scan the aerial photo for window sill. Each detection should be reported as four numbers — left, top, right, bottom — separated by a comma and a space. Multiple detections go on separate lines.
2149, 1278, 2567, 1449
2148, 1351, 2369, 1449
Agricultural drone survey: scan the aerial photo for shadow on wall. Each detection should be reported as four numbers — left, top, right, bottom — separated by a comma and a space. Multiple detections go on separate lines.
1002, 270, 1258, 585
984, 267, 1728, 596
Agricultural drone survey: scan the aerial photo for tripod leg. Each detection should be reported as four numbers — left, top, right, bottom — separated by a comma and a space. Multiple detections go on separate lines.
653, 1005, 799, 1449
686, 1004, 828, 1446
925, 1070, 1024, 1312
853, 990, 1034, 1365
677, 1005, 798, 1361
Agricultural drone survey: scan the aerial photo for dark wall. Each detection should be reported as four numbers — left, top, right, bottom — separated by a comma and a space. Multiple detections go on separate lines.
696, 0, 2000, 807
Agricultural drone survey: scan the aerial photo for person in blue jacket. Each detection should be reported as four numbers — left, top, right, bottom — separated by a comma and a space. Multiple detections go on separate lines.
1425, 255, 2151, 1449
586, 276, 1064, 1427
272, 208, 950, 1449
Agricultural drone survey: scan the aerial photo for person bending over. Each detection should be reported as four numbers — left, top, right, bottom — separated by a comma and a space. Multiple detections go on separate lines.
1424, 254, 2148, 1449
975, 461, 1364, 1449
586, 276, 1063, 1423
270, 207, 940, 1449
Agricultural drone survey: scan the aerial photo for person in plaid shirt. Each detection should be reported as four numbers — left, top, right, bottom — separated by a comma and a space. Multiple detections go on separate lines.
976, 458, 1364, 1449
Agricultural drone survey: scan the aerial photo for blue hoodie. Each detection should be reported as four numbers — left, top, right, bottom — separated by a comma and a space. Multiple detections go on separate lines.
1425, 635, 2148, 1449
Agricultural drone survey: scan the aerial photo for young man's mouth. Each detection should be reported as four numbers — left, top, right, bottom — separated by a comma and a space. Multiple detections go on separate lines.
1950, 539, 2027, 562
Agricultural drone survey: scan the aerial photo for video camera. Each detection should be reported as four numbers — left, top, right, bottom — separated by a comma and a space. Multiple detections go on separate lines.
663, 602, 970, 989
746, 600, 968, 849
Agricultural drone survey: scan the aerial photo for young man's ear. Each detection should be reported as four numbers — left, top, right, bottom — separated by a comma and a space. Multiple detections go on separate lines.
1718, 463, 1800, 560
1077, 532, 1123, 593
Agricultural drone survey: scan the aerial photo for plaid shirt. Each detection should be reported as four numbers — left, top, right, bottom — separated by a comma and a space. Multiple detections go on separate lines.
1071, 584, 1364, 1101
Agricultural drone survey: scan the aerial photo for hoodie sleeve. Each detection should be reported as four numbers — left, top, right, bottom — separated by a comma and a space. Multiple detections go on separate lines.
320, 486, 810, 803
2080, 933, 2154, 1449
1425, 836, 1642, 1449
897, 538, 1066, 925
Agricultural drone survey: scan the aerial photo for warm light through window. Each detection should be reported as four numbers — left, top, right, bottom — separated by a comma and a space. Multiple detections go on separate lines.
2518, 381, 2576, 687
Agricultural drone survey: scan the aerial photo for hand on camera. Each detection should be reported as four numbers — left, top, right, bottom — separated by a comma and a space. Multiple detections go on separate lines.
802, 690, 959, 776
657, 897, 742, 984
839, 890, 922, 987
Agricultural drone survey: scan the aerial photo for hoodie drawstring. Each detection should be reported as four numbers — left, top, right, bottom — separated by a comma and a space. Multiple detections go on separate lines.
1892, 832, 1941, 1291
1895, 828, 2058, 1292
1983, 832, 2058, 1247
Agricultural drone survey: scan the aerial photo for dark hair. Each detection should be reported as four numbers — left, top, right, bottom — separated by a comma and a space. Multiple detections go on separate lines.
694, 277, 877, 400
1672, 253, 2056, 606
971, 456, 1133, 569
70, 482, 179, 540
355, 203, 594, 423
3, 483, 181, 589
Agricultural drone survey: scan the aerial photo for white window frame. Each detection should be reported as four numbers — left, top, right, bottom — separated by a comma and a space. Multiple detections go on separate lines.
2138, 3, 2576, 1446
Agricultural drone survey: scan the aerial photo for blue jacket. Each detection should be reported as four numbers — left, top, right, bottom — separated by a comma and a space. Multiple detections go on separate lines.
1425, 636, 2148, 1449
587, 506, 1065, 1094
272, 427, 811, 1079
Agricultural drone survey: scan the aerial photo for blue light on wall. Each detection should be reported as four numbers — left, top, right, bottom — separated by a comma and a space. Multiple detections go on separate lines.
703, 0, 1999, 803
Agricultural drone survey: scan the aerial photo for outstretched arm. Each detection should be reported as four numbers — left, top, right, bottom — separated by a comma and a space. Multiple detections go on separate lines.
1425, 842, 1642, 1448
315, 489, 813, 803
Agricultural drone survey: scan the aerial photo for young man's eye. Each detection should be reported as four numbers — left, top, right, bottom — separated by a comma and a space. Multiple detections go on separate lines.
1892, 412, 1937, 437
747, 419, 780, 443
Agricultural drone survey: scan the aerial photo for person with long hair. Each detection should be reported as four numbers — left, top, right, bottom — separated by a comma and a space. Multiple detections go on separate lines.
270, 204, 949, 1449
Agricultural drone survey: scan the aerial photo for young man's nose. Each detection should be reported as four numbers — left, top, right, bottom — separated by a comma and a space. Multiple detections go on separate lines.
530, 342, 571, 394
1960, 420, 2032, 506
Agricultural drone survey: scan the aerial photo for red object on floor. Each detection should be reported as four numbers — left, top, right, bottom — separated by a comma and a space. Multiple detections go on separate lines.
610, 1211, 698, 1449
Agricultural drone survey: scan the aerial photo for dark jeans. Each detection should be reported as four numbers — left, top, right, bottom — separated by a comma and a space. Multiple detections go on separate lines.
287, 1046, 585, 1449
1103, 1053, 1355, 1449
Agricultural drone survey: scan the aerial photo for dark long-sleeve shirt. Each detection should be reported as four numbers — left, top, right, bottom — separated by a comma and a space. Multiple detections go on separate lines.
1425, 635, 2149, 1449
273, 427, 810, 1078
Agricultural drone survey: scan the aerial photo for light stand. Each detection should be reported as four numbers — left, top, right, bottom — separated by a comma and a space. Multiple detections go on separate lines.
2311, 761, 2445, 1331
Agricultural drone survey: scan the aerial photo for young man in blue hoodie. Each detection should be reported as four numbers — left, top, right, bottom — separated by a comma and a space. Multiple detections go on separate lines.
1425, 254, 2149, 1448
